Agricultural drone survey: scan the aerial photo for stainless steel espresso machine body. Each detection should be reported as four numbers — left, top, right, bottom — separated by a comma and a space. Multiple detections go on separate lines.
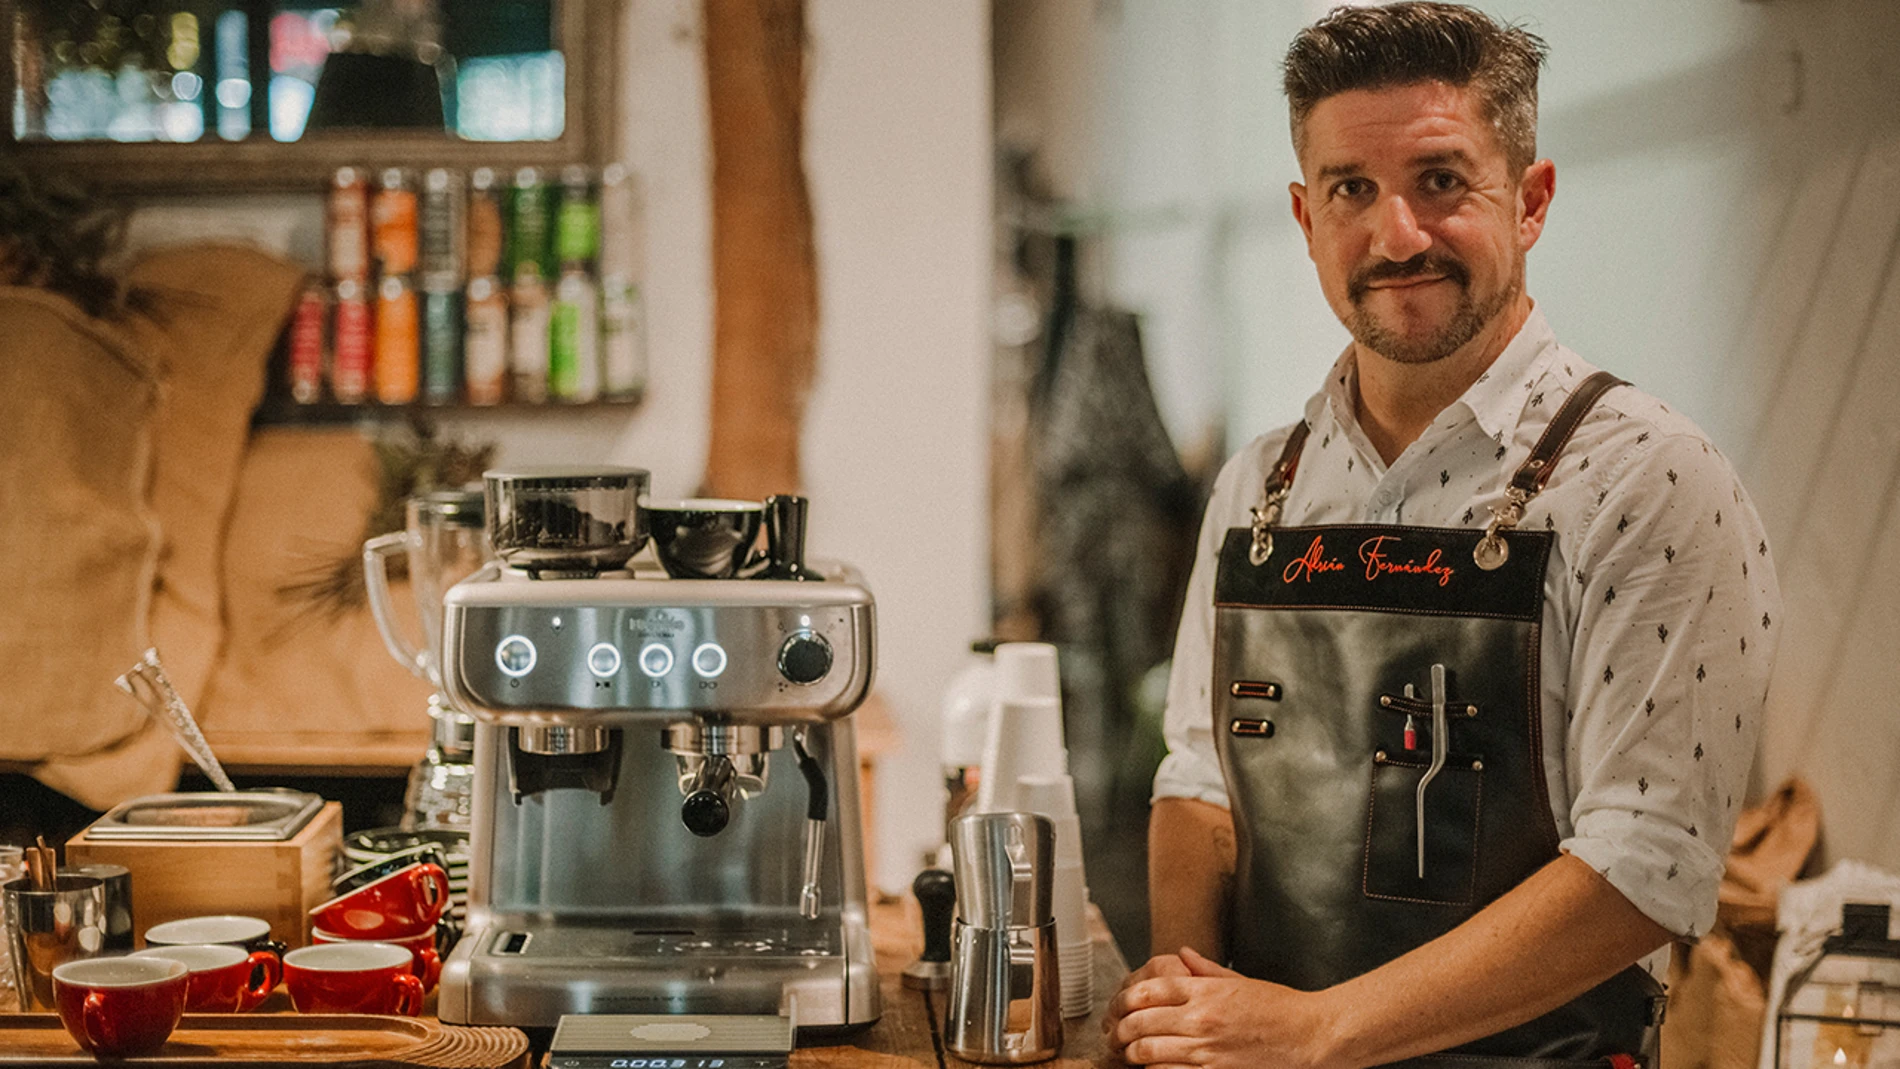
435, 469, 881, 1035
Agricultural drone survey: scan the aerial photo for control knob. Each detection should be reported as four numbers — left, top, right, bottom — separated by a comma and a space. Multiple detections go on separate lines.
778, 631, 832, 685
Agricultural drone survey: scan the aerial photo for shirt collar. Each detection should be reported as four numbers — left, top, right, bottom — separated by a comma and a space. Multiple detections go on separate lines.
1304, 304, 1560, 443
1456, 304, 1558, 441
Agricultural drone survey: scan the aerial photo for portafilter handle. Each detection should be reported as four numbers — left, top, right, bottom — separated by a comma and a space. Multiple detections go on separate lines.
762, 495, 823, 581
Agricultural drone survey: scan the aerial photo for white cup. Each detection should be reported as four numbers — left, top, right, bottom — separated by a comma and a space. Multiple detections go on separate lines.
993, 642, 1060, 703
975, 698, 1066, 811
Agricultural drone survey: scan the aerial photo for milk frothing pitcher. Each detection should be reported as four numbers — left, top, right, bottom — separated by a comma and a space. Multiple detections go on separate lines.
945, 811, 1061, 1064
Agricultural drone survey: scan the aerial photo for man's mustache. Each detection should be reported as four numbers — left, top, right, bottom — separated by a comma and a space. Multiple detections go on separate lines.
1348, 254, 1470, 300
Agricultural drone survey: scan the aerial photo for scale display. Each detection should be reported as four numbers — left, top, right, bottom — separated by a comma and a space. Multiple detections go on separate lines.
548, 1014, 795, 1069
548, 1058, 788, 1069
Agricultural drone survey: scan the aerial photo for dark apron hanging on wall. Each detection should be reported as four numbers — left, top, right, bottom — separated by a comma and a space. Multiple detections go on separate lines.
1212, 372, 1665, 1067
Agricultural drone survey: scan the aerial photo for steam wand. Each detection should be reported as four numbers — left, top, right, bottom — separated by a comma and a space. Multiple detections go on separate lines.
792, 728, 829, 919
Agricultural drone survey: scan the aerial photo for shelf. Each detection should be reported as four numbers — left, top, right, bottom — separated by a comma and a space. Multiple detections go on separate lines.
250, 391, 644, 427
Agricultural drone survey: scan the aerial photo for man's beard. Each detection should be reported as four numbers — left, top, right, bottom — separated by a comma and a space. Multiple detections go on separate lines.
1344, 252, 1519, 365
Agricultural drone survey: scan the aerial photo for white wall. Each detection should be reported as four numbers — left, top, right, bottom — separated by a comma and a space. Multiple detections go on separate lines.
127, 0, 992, 894
1032, 0, 1900, 871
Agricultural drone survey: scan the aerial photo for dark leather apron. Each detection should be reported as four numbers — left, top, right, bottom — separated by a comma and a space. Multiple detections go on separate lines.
1212, 372, 1664, 1068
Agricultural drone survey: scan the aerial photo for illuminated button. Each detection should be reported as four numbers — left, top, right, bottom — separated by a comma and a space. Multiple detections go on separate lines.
587, 642, 622, 678
692, 642, 728, 679
495, 635, 537, 678
638, 643, 675, 679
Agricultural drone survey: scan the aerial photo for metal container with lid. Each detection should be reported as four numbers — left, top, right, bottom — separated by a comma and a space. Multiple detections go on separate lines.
483, 467, 650, 576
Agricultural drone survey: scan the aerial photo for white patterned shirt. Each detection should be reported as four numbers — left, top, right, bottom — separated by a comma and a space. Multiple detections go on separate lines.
1153, 307, 1782, 943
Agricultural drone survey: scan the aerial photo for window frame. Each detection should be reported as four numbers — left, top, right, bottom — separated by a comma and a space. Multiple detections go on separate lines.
0, 0, 623, 192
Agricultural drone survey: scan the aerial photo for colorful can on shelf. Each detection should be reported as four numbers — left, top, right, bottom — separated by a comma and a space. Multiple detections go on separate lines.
420, 167, 464, 289
507, 167, 553, 283
549, 267, 600, 402
288, 283, 328, 404
554, 165, 599, 268
464, 276, 509, 406
375, 274, 420, 404
331, 278, 373, 404
421, 287, 463, 404
327, 167, 371, 282
600, 273, 647, 399
372, 168, 419, 277
509, 274, 551, 403
467, 168, 505, 281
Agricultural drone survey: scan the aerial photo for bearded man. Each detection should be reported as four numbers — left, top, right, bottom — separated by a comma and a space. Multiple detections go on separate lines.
1104, 5, 1781, 1068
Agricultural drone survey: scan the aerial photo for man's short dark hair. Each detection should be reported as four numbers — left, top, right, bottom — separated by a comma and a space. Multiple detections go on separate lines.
1283, 2, 1549, 175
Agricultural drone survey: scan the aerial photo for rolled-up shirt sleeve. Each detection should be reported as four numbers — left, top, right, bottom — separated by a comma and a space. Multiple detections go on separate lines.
1152, 439, 1280, 809
1559, 431, 1781, 940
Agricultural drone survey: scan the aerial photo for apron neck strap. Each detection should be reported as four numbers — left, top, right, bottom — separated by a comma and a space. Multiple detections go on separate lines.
1507, 370, 1628, 496
1474, 370, 1628, 569
1247, 421, 1311, 565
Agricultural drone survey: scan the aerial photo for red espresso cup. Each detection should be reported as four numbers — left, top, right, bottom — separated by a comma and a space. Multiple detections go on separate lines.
132, 943, 281, 1012
312, 926, 442, 993
283, 942, 425, 1016
308, 862, 449, 941
52, 957, 189, 1057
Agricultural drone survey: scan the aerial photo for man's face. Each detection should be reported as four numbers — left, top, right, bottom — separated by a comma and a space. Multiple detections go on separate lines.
1290, 81, 1552, 365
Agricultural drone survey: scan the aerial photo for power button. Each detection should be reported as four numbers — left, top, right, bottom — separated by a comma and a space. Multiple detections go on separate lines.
495, 635, 537, 678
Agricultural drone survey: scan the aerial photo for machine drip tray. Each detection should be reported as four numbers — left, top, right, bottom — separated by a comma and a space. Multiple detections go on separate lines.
482, 924, 840, 961
549, 1012, 794, 1069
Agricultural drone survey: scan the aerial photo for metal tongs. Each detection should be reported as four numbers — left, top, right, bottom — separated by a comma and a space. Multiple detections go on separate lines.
115, 648, 237, 792
1415, 663, 1448, 879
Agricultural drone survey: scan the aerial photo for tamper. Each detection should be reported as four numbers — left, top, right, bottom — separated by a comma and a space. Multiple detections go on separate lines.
901, 868, 955, 991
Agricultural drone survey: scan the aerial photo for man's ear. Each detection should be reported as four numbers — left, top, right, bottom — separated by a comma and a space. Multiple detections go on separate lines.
1290, 180, 1316, 258
1517, 158, 1556, 251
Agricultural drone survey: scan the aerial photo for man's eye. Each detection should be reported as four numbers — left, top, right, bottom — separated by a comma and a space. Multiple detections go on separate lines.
1333, 178, 1372, 199
1422, 171, 1463, 194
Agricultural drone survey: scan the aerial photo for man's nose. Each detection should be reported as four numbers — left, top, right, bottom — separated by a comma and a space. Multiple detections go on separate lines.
1369, 195, 1432, 263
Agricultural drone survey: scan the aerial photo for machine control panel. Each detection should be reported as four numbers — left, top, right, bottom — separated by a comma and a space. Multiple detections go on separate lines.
443, 567, 875, 721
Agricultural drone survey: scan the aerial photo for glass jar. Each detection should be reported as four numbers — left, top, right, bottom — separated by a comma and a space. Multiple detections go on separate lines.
1776, 902, 1900, 1069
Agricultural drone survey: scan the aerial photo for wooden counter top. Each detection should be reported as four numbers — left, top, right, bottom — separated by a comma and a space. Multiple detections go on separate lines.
795, 895, 1127, 1068
0, 895, 1129, 1068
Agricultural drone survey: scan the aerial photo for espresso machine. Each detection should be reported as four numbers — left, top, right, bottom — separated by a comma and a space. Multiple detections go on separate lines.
435, 468, 881, 1037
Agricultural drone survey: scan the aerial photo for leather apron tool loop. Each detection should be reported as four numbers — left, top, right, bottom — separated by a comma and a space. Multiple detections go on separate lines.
1215, 371, 1657, 1067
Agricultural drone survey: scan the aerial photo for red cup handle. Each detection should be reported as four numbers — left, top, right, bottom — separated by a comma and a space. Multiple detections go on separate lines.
408, 863, 450, 920
414, 947, 441, 992
82, 990, 119, 1052
391, 971, 425, 1017
241, 950, 282, 1010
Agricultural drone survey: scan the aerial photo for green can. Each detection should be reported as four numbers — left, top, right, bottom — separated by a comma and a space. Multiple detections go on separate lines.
507, 167, 553, 282
421, 287, 463, 404
554, 165, 600, 267
548, 266, 600, 402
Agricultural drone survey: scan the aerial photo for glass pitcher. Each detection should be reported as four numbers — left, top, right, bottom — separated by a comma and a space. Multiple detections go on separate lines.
363, 489, 489, 688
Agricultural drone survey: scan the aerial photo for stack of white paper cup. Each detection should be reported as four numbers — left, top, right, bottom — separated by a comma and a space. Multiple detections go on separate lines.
1016, 772, 1093, 1018
975, 642, 1067, 813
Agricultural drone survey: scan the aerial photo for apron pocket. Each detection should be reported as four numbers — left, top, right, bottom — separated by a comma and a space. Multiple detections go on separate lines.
1364, 752, 1482, 905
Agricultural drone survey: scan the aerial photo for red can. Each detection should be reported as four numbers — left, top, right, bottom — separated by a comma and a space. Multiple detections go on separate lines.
331, 278, 373, 404
288, 283, 327, 403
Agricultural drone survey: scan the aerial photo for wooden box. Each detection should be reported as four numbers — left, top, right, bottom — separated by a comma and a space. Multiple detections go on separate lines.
66, 801, 342, 950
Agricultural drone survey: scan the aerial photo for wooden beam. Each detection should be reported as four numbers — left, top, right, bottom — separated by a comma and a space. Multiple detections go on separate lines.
702, 0, 816, 499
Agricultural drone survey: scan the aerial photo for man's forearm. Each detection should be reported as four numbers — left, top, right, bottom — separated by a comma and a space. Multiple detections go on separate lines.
1147, 797, 1235, 960
1316, 853, 1672, 1068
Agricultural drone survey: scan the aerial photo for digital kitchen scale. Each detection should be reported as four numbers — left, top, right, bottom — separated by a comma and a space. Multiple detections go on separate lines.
546, 1014, 795, 1069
